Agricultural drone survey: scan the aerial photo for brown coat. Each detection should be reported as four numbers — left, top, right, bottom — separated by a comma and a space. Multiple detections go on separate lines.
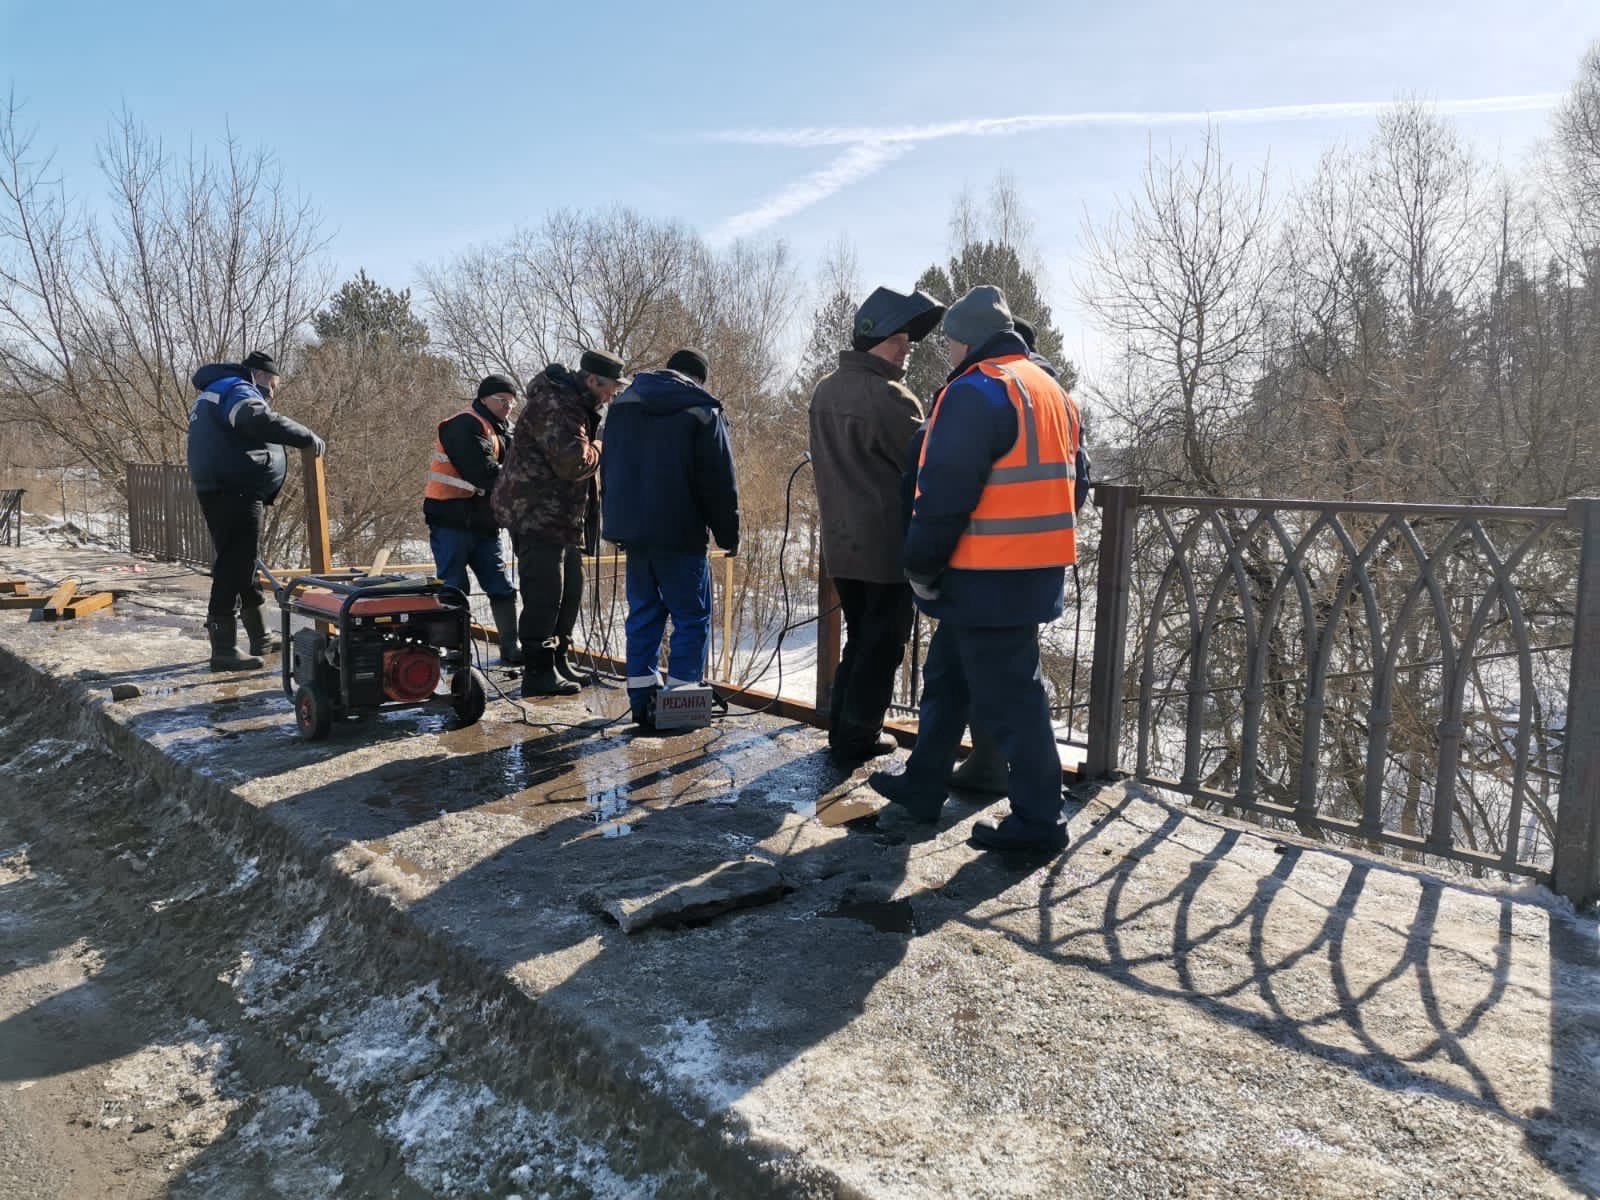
808, 351, 926, 584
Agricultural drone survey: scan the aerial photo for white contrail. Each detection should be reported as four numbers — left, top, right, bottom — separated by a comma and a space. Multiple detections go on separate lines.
708, 93, 1564, 148
707, 92, 1562, 238
708, 140, 910, 245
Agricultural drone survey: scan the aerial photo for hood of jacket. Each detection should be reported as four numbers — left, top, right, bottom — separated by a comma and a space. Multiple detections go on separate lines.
622, 369, 723, 416
192, 362, 245, 391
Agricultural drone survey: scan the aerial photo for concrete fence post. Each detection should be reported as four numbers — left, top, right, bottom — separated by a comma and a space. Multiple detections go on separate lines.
1084, 485, 1140, 780
1555, 496, 1600, 907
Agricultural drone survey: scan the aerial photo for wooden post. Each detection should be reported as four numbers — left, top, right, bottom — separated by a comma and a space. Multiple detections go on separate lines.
1555, 496, 1600, 906
1084, 485, 1139, 779
302, 447, 333, 574
720, 552, 735, 682
815, 564, 842, 722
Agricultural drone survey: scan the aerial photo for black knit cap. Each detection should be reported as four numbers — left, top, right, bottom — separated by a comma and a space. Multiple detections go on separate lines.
665, 348, 709, 384
241, 350, 280, 376
476, 373, 518, 400
579, 348, 630, 385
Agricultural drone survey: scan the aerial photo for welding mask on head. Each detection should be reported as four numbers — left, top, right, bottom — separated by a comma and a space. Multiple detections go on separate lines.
852, 287, 948, 352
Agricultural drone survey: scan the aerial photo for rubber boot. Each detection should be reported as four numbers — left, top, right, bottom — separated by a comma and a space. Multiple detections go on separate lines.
951, 726, 1009, 796
207, 618, 263, 672
490, 597, 523, 667
553, 636, 584, 684
520, 640, 580, 697
239, 604, 280, 656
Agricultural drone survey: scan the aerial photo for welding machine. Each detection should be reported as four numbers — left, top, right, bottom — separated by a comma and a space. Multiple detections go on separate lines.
264, 569, 488, 741
650, 683, 715, 731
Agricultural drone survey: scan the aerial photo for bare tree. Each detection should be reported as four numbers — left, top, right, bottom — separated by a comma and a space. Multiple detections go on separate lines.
1079, 127, 1278, 494
0, 101, 327, 489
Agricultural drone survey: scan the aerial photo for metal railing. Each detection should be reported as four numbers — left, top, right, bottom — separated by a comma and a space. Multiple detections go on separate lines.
0, 489, 22, 547
1080, 485, 1600, 903
127, 464, 211, 567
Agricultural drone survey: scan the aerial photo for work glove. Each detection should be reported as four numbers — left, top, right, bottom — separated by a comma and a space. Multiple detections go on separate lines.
309, 433, 326, 458
907, 572, 941, 602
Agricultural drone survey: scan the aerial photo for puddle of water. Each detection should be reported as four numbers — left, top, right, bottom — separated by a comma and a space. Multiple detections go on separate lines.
818, 899, 917, 935
817, 797, 879, 827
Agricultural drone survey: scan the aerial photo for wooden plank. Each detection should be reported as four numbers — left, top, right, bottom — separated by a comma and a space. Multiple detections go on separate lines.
0, 579, 29, 594
368, 547, 392, 576
302, 447, 333, 574
63, 592, 114, 619
0, 594, 48, 610
38, 580, 79, 621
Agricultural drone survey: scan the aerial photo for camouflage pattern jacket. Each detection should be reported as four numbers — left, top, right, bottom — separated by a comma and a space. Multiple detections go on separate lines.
490, 363, 602, 549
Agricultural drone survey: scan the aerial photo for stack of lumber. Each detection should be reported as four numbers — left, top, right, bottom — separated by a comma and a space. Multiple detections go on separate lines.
0, 577, 115, 620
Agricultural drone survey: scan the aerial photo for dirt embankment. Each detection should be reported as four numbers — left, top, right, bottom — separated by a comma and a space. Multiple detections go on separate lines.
0, 671, 717, 1199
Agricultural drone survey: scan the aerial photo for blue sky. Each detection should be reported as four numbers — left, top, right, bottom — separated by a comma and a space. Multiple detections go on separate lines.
3, 0, 1597, 377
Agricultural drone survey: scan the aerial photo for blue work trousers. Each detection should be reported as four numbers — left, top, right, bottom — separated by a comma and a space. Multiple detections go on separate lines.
905, 621, 1064, 831
625, 546, 711, 704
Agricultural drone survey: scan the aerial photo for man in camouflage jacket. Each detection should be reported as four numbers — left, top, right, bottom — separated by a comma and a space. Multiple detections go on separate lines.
491, 349, 629, 697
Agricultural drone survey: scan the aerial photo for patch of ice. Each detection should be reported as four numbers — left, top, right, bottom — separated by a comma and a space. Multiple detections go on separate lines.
2, 738, 89, 775
647, 1018, 745, 1110
313, 985, 444, 1092
223, 915, 330, 1015
384, 1077, 655, 1198
233, 1086, 346, 1195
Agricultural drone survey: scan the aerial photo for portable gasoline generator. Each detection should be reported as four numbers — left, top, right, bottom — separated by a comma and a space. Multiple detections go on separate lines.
263, 568, 488, 741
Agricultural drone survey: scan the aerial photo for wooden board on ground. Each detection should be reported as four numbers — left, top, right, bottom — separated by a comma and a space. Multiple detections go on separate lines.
63, 592, 114, 619
37, 581, 79, 621
0, 594, 47, 610
0, 579, 29, 594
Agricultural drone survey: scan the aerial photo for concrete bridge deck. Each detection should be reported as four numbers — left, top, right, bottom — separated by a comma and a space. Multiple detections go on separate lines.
0, 545, 1596, 1198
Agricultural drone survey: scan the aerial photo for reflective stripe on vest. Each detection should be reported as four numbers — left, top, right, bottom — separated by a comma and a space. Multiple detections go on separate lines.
918, 354, 1080, 570
423, 409, 501, 502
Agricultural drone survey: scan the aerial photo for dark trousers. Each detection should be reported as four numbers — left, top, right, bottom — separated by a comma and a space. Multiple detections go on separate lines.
829, 578, 915, 751
429, 525, 514, 600
197, 489, 266, 622
904, 621, 1063, 830
515, 536, 583, 667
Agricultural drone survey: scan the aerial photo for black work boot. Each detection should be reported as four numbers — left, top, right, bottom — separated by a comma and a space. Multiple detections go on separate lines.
866, 769, 946, 823
553, 636, 584, 684
239, 604, 280, 656
490, 597, 523, 667
520, 641, 579, 698
206, 618, 263, 672
951, 727, 1009, 795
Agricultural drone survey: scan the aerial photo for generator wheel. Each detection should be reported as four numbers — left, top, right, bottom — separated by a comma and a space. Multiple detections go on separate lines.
294, 683, 333, 741
451, 668, 488, 727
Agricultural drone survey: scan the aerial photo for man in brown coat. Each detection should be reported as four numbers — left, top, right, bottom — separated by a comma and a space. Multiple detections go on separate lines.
491, 349, 629, 698
809, 286, 945, 760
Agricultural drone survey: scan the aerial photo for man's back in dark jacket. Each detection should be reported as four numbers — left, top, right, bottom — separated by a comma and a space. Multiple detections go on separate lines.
423, 399, 511, 533
601, 369, 740, 553
187, 363, 318, 501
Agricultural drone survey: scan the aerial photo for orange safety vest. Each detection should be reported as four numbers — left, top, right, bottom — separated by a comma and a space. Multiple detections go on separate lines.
423, 408, 501, 501
918, 354, 1080, 570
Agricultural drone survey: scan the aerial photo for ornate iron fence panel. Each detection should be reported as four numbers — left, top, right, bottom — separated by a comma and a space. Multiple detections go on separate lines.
1121, 495, 1582, 880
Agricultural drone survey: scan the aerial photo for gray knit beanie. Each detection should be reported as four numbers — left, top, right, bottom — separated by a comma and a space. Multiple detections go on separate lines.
942, 285, 1014, 348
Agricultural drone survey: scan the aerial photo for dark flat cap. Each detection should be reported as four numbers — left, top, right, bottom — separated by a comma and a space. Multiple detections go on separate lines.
579, 348, 630, 386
